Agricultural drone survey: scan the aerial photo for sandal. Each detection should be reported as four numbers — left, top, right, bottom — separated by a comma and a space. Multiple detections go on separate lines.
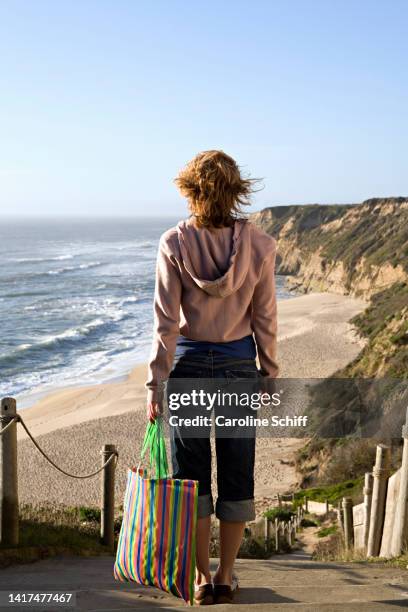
213, 575, 239, 605
194, 583, 214, 606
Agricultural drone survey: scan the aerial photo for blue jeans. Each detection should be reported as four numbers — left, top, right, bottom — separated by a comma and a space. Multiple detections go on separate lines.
168, 351, 260, 522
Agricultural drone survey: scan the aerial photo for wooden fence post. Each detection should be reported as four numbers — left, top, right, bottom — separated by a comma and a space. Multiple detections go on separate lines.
337, 501, 343, 532
286, 522, 292, 547
367, 444, 391, 557
275, 518, 279, 552
264, 516, 271, 551
325, 499, 329, 514
304, 496, 308, 512
342, 497, 354, 550
279, 520, 285, 549
390, 407, 408, 556
277, 493, 281, 507
363, 472, 374, 550
100, 444, 117, 550
0, 398, 19, 547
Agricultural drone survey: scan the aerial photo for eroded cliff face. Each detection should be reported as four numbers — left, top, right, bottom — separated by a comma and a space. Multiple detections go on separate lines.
251, 198, 408, 299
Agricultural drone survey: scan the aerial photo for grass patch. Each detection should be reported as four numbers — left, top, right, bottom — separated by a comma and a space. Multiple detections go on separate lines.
0, 503, 121, 568
351, 283, 408, 341
294, 477, 364, 505
317, 525, 338, 538
300, 518, 318, 528
263, 507, 294, 522
345, 282, 408, 378
314, 534, 408, 566
18, 503, 110, 551
313, 533, 366, 562
373, 552, 408, 569
79, 506, 101, 523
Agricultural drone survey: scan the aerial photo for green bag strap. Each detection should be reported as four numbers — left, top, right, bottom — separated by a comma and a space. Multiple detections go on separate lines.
140, 418, 169, 478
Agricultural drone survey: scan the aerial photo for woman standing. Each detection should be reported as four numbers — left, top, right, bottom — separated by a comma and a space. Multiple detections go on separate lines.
146, 150, 278, 605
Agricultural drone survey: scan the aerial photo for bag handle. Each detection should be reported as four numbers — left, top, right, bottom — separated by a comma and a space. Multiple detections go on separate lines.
138, 418, 169, 478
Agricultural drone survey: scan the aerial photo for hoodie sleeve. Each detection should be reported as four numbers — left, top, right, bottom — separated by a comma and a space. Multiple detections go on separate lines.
146, 234, 182, 404
251, 244, 279, 378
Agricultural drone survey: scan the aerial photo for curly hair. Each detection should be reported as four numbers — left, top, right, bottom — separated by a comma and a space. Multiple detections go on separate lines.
174, 150, 261, 228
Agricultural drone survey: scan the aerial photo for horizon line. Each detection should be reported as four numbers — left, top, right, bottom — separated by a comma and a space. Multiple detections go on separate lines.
2, 197, 407, 221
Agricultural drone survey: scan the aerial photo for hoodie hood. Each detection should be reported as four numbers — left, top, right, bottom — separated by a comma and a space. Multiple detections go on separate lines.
176, 218, 251, 298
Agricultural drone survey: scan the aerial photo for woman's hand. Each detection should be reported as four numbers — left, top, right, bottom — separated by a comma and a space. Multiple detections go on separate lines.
147, 401, 161, 423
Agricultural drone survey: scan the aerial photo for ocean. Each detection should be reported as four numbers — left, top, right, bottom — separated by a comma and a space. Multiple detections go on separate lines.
0, 218, 294, 405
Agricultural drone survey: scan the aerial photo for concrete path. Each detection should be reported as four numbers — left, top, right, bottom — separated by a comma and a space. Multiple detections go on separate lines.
0, 553, 407, 611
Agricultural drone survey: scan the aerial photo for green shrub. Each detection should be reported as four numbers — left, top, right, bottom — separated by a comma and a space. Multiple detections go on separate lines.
317, 525, 338, 538
300, 518, 318, 528
79, 506, 101, 523
294, 477, 364, 505
263, 507, 294, 522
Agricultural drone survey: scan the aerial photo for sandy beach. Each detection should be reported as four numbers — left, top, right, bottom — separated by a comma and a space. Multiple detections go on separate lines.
15, 292, 366, 514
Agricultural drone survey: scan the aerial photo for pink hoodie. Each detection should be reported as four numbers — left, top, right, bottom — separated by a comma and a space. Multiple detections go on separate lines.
146, 217, 278, 402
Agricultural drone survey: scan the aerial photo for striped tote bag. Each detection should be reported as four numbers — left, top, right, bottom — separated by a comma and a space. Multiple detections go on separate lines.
114, 420, 199, 605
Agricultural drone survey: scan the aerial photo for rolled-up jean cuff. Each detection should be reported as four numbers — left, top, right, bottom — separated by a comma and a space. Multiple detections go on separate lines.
197, 494, 214, 518
216, 498, 255, 522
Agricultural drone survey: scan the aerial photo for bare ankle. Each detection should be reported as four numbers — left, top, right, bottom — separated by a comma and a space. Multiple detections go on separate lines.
196, 570, 211, 585
213, 566, 232, 585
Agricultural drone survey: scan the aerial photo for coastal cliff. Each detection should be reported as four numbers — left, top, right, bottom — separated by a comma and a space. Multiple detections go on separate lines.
252, 197, 408, 299
256, 199, 408, 485
252, 197, 408, 378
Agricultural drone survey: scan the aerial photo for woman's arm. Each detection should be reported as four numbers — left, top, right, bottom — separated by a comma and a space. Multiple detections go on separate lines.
146, 234, 182, 408
251, 246, 279, 379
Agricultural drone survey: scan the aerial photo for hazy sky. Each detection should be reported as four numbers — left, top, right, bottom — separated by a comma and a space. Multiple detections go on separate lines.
0, 0, 407, 218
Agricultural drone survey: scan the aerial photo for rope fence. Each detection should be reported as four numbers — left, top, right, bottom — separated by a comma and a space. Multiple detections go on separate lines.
17, 415, 118, 479
0, 397, 118, 550
263, 502, 305, 553
0, 415, 19, 436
